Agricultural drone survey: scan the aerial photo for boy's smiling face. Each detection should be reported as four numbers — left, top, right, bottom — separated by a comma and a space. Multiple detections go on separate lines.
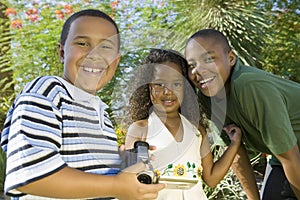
59, 16, 120, 94
185, 37, 235, 98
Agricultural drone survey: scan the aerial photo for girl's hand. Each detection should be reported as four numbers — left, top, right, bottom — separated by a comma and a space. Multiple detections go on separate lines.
223, 124, 242, 146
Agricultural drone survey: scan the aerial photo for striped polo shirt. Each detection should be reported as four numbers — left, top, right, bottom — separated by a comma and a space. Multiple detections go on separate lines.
1, 76, 121, 199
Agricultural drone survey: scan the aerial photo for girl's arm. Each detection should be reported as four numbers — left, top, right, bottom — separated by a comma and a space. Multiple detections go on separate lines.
200, 124, 242, 187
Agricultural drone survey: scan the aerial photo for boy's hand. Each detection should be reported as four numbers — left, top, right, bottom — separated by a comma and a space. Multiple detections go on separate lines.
115, 162, 165, 200
223, 124, 242, 146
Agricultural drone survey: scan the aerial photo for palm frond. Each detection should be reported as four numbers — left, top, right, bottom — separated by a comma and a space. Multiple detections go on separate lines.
171, 0, 271, 68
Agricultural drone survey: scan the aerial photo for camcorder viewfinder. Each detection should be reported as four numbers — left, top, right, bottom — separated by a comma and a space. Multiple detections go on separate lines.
121, 141, 159, 184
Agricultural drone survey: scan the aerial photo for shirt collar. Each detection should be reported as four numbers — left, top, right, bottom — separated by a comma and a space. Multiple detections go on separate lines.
56, 77, 108, 108
231, 57, 242, 79
56, 77, 109, 130
56, 76, 98, 101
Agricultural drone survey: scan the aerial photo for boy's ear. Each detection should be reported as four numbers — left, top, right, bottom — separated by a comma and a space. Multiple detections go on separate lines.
228, 50, 236, 67
58, 43, 64, 64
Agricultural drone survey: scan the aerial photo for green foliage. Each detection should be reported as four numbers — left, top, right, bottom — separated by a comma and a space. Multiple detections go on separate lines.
171, 0, 299, 81
0, 1, 13, 135
171, 0, 270, 68
2, 2, 71, 91
260, 0, 300, 82
0, 149, 5, 193
115, 126, 127, 146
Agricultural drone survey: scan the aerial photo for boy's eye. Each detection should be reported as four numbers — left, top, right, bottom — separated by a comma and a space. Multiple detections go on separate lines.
77, 42, 89, 47
204, 56, 214, 63
99, 41, 115, 50
101, 44, 112, 49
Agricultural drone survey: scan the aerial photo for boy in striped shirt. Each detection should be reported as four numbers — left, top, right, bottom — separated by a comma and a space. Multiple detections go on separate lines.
1, 9, 164, 200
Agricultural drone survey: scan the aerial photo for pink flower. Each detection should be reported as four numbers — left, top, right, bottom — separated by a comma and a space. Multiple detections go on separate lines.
11, 19, 22, 28
5, 8, 17, 16
25, 8, 38, 15
64, 4, 73, 15
55, 10, 64, 19
29, 14, 38, 22
111, 1, 118, 11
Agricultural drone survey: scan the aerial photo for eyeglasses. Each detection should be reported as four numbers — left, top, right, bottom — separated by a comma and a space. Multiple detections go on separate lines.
150, 81, 184, 92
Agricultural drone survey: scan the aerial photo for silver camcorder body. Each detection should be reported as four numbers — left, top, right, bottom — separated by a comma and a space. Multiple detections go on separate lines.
121, 141, 159, 184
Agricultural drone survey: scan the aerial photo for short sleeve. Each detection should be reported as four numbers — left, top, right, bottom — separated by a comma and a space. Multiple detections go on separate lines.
3, 93, 66, 196
239, 81, 297, 155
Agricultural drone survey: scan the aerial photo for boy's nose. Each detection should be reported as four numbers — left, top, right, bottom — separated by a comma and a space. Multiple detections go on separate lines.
192, 65, 206, 75
86, 48, 103, 61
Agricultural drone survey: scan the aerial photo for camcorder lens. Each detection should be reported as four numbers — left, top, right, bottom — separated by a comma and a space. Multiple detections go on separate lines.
137, 173, 152, 184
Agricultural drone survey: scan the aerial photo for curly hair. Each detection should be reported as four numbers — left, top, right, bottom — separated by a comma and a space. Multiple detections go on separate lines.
127, 48, 208, 128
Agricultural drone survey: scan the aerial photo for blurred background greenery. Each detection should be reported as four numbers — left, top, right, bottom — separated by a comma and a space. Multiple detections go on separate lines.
0, 0, 299, 199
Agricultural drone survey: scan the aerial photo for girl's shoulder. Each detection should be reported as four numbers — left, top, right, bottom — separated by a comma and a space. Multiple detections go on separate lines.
133, 119, 148, 127
128, 119, 149, 134
127, 119, 149, 142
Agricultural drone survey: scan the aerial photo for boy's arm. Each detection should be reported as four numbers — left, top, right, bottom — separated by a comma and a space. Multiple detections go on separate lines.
231, 144, 260, 200
275, 144, 300, 199
18, 165, 164, 200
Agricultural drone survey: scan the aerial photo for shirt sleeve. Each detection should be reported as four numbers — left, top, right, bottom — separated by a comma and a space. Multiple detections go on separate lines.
4, 93, 66, 196
238, 80, 297, 155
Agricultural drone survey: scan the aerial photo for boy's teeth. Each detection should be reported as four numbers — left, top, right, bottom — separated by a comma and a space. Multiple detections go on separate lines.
200, 77, 214, 84
84, 67, 101, 73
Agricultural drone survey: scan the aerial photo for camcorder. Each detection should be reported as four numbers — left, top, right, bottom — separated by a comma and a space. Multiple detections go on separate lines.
120, 141, 198, 189
120, 141, 159, 184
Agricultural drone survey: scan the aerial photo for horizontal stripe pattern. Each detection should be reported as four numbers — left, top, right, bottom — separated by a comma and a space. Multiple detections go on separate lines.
1, 76, 121, 199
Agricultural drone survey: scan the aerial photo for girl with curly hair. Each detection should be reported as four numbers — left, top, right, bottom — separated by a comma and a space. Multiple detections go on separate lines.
125, 48, 242, 200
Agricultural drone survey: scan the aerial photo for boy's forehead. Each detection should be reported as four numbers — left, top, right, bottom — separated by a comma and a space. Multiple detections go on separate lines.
69, 16, 119, 39
186, 37, 222, 55
186, 38, 209, 58
188, 37, 213, 48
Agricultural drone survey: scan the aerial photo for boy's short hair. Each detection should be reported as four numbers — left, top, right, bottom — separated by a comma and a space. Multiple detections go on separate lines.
60, 9, 120, 50
187, 29, 231, 51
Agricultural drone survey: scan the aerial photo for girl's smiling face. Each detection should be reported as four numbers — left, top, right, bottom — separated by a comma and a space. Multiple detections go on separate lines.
59, 16, 120, 94
150, 62, 184, 115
